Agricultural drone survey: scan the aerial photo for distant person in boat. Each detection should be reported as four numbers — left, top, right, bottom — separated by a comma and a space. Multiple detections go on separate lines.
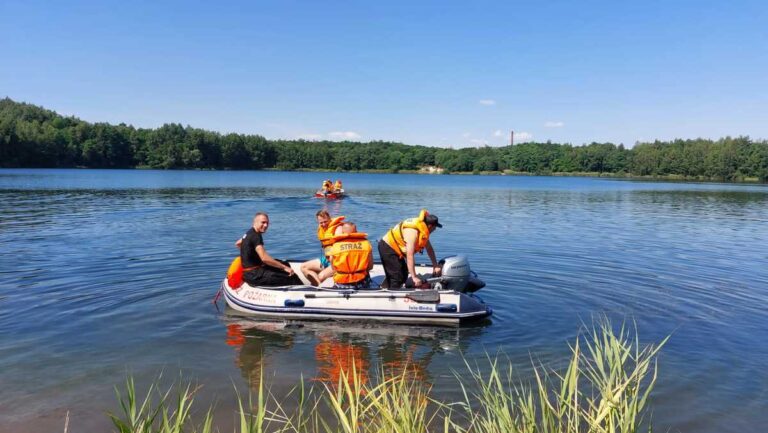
300, 210, 345, 285
239, 212, 302, 287
378, 209, 442, 289
333, 179, 343, 193
328, 222, 373, 289
321, 179, 333, 195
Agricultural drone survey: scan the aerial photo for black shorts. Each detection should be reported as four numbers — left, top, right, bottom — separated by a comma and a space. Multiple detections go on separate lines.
334, 276, 373, 289
243, 260, 302, 287
377, 239, 407, 289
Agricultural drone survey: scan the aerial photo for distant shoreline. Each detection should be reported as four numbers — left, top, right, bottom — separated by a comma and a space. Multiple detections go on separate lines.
231, 167, 767, 183
4, 98, 767, 183
6, 166, 764, 184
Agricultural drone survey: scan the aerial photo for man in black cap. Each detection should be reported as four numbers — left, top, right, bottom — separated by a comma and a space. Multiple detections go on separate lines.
379, 209, 442, 288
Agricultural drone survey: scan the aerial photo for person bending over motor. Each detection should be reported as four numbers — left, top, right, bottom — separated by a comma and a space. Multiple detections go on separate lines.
239, 212, 302, 287
300, 210, 345, 285
378, 209, 442, 289
328, 222, 373, 289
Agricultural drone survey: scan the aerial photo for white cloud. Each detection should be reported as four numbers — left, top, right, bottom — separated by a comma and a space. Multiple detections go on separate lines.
479, 99, 496, 106
462, 132, 471, 138
544, 121, 564, 128
328, 131, 361, 140
493, 130, 504, 137
470, 139, 488, 145
515, 131, 534, 142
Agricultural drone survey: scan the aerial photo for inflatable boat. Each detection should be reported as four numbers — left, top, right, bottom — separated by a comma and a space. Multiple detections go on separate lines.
220, 256, 492, 326
314, 189, 344, 199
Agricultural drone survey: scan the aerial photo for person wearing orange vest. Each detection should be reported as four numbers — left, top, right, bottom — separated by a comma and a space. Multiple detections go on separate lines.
378, 209, 442, 289
321, 179, 333, 195
333, 179, 343, 193
328, 222, 373, 288
300, 209, 345, 285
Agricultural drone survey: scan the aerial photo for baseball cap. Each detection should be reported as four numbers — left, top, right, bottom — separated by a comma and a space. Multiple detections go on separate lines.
424, 214, 442, 228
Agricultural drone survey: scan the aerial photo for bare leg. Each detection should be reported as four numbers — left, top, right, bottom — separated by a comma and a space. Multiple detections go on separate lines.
304, 270, 320, 286
301, 258, 323, 286
316, 266, 335, 286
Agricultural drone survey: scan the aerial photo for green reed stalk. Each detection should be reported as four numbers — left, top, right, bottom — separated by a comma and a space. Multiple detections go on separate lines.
458, 320, 667, 433
108, 319, 666, 433
314, 362, 440, 433
108, 374, 212, 433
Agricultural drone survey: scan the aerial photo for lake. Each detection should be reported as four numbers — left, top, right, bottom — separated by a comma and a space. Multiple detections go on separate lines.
1, 169, 767, 433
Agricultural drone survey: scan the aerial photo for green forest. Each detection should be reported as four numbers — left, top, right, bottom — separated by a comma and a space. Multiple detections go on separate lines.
2, 97, 767, 181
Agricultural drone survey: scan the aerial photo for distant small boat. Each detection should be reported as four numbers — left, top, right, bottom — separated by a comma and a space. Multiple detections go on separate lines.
314, 189, 345, 199
221, 255, 491, 326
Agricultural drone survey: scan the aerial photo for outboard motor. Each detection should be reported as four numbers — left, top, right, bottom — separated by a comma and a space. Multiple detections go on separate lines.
431, 255, 486, 293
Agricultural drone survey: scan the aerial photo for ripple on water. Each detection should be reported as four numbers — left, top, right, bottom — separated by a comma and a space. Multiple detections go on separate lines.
1, 171, 767, 433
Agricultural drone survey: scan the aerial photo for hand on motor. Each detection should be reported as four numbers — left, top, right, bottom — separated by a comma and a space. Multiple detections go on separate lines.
285, 267, 294, 276
412, 276, 429, 288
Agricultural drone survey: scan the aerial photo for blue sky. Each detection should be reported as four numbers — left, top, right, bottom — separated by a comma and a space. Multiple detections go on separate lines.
2, 0, 767, 148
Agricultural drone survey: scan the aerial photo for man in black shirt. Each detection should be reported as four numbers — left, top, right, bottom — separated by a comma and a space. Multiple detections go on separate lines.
240, 212, 302, 286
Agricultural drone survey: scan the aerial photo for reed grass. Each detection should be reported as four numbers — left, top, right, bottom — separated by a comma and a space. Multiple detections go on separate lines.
109, 374, 213, 433
108, 320, 666, 433
453, 320, 668, 433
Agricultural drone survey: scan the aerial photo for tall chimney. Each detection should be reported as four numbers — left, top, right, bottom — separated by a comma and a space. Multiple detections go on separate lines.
510, 130, 514, 146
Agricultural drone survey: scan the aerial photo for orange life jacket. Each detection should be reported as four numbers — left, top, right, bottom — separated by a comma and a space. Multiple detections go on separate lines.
329, 232, 372, 284
334, 180, 342, 190
317, 216, 346, 254
382, 209, 431, 258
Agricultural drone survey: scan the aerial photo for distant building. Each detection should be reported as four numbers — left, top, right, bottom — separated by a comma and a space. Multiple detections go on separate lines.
419, 165, 445, 174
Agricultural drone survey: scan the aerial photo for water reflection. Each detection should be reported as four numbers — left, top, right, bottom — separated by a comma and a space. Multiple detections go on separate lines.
3, 170, 768, 433
221, 312, 481, 393
313, 334, 371, 390
224, 320, 296, 389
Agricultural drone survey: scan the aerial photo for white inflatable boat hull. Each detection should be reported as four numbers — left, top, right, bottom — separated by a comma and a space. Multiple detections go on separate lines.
222, 262, 492, 326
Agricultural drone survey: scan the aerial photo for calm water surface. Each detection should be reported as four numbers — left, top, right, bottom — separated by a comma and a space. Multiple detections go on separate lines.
1, 169, 767, 433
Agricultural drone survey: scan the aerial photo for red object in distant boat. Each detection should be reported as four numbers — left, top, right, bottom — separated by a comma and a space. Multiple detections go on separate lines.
315, 189, 345, 199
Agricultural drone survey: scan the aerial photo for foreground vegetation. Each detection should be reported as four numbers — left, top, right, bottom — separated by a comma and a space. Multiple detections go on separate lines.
107, 321, 666, 433
4, 97, 764, 181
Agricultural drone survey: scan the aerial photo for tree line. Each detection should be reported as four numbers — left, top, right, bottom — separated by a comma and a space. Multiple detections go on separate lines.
2, 97, 766, 181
